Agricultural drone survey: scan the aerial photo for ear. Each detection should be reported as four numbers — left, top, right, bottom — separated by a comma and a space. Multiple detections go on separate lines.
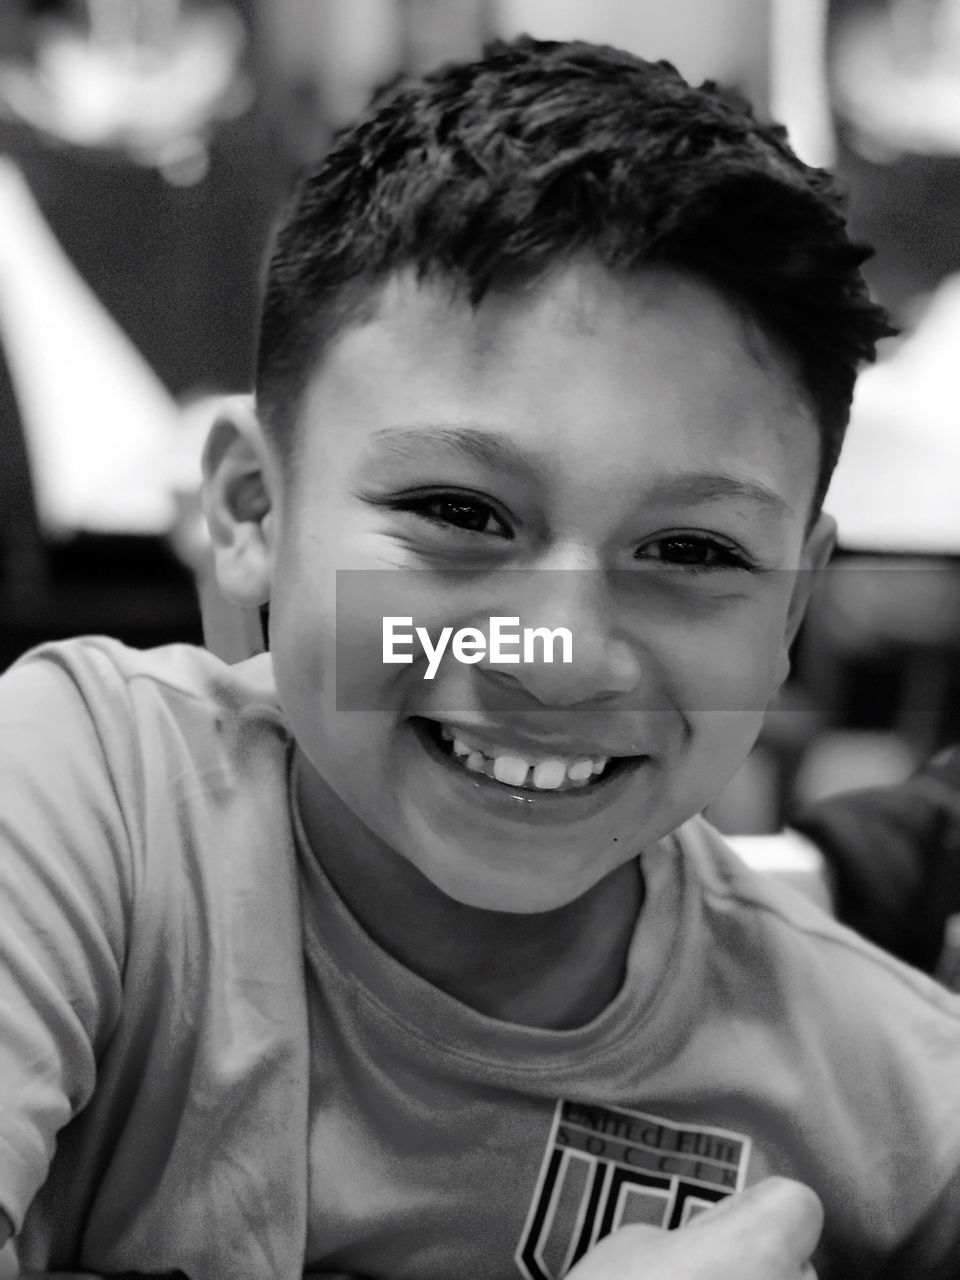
201, 395, 276, 607
774, 511, 837, 687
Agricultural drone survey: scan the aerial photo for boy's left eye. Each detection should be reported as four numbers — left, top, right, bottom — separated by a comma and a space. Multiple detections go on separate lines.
636, 535, 753, 571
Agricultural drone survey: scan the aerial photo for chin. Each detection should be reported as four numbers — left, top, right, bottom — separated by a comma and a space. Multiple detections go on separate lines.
408, 838, 616, 915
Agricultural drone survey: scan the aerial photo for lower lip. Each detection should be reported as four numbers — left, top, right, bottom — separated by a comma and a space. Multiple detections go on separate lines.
409, 718, 649, 825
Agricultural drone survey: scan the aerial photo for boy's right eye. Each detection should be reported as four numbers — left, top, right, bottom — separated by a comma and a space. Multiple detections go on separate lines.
392, 493, 515, 539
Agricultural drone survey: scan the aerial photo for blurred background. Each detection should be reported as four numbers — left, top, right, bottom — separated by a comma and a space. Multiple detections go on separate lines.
1, 0, 959, 831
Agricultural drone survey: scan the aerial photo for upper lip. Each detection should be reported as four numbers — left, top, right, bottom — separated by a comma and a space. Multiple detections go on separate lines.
418, 717, 646, 761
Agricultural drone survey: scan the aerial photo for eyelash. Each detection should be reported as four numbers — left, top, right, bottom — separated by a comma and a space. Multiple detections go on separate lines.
634, 535, 755, 574
386, 492, 755, 572
389, 492, 515, 539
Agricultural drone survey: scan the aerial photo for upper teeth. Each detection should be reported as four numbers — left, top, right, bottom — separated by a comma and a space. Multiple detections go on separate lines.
441, 725, 609, 791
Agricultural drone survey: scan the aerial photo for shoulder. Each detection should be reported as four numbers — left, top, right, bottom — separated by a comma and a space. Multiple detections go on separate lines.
2, 634, 285, 750
676, 814, 960, 1027
0, 636, 299, 992
3, 631, 277, 705
0, 636, 292, 866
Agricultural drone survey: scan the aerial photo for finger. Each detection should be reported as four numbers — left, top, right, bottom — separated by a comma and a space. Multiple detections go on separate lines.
686, 1176, 824, 1262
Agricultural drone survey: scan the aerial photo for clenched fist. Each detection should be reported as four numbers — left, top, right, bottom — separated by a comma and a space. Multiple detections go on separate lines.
567, 1176, 823, 1280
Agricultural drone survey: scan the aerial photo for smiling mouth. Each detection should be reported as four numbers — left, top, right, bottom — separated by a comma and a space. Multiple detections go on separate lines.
414, 718, 634, 796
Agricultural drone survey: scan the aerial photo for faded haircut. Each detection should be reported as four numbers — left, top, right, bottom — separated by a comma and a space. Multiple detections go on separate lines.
256, 36, 892, 509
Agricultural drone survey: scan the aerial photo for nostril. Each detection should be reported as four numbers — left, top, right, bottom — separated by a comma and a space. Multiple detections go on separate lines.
477, 664, 551, 709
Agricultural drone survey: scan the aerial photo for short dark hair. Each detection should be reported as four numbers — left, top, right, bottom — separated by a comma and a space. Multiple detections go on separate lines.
256, 36, 892, 510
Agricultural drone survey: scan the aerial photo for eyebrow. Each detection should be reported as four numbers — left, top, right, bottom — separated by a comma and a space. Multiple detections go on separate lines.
365, 424, 535, 476
363, 423, 795, 518
645, 472, 795, 519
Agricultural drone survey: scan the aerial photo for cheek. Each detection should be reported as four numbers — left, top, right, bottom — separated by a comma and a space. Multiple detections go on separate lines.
329, 572, 440, 712
268, 571, 336, 732
653, 597, 790, 806
657, 600, 787, 717
674, 709, 769, 825
270, 570, 417, 801
274, 604, 398, 807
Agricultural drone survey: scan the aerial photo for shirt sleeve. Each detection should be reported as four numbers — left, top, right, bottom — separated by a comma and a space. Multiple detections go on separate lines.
0, 646, 133, 1233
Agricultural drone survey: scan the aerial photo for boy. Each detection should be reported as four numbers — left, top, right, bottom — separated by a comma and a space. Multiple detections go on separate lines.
1, 35, 959, 1280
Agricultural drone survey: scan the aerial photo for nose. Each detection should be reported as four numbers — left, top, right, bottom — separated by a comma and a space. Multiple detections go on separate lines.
478, 567, 643, 709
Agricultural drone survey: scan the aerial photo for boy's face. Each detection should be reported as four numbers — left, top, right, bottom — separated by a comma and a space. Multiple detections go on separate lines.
213, 261, 833, 912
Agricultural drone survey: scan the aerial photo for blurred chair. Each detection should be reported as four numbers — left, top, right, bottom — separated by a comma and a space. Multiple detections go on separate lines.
797, 556, 960, 764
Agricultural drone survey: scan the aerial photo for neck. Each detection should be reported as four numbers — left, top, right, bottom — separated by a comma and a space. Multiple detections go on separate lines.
295, 751, 644, 1030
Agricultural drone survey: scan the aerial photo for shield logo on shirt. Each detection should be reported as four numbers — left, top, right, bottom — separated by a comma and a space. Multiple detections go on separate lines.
515, 1100, 751, 1280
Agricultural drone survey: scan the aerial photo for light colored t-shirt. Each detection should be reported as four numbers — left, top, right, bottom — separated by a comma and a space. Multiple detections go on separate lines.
2, 636, 960, 1280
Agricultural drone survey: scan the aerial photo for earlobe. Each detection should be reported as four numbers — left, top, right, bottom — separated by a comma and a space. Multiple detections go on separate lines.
200, 395, 276, 608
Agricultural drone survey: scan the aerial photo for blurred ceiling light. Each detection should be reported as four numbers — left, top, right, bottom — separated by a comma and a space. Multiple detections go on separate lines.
832, 0, 960, 157
825, 271, 960, 554
398, 0, 493, 74
0, 0, 253, 184
0, 158, 181, 534
496, 0, 770, 110
768, 0, 835, 168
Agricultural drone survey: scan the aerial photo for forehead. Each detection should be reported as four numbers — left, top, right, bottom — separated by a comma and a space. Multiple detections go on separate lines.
295, 261, 819, 519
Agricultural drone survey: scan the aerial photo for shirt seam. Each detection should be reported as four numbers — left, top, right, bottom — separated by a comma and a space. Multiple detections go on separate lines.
302, 928, 641, 1079
700, 879, 960, 1021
